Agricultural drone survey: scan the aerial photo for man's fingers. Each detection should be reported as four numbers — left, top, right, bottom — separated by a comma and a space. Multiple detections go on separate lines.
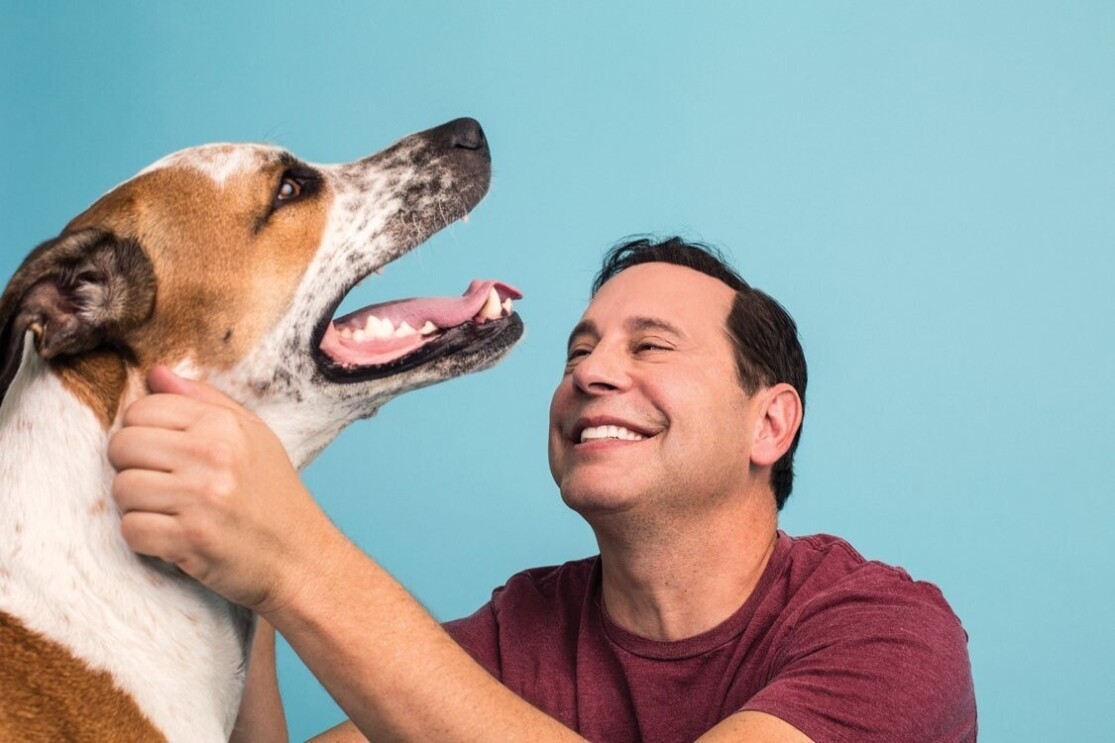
108, 426, 187, 473
118, 509, 186, 562
112, 469, 183, 514
120, 392, 212, 430
147, 365, 244, 412
122, 367, 257, 432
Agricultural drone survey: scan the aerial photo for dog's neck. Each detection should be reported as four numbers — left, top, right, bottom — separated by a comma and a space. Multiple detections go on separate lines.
0, 352, 251, 741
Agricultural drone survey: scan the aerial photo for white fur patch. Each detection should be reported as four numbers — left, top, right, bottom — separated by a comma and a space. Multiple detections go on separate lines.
0, 353, 248, 741
138, 143, 282, 185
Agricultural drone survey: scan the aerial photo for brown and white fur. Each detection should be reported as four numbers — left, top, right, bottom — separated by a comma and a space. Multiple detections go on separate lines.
0, 118, 522, 741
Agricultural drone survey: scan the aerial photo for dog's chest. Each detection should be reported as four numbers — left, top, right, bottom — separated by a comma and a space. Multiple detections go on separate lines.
0, 362, 251, 741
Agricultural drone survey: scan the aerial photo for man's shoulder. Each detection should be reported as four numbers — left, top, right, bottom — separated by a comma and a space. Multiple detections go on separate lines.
443, 556, 600, 673
781, 530, 899, 573
779, 531, 954, 607
492, 554, 600, 609
747, 533, 977, 741
772, 531, 970, 667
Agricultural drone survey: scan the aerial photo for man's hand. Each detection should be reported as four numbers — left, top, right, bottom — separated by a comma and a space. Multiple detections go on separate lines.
108, 365, 334, 614
108, 368, 585, 741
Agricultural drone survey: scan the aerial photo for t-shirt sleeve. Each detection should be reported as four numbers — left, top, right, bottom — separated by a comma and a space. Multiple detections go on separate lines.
443, 601, 503, 680
742, 566, 977, 743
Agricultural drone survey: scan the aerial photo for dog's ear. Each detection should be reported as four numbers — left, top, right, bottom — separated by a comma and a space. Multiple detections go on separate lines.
0, 228, 156, 406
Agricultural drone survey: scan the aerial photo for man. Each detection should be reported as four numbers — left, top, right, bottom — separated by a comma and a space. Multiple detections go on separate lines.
110, 237, 977, 741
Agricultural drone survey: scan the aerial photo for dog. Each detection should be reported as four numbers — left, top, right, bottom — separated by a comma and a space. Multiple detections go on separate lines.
0, 118, 522, 741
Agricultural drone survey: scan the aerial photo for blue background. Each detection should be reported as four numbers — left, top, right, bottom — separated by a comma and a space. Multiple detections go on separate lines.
3, 2, 1112, 740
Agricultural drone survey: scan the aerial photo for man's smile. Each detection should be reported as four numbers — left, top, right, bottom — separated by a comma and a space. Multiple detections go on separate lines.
580, 425, 647, 443
568, 415, 660, 449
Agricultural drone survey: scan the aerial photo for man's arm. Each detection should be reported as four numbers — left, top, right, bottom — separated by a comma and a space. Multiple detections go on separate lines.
698, 712, 814, 742
268, 531, 585, 742
110, 368, 816, 742
109, 368, 582, 742
311, 710, 814, 743
310, 722, 366, 742
230, 619, 288, 743
305, 702, 816, 742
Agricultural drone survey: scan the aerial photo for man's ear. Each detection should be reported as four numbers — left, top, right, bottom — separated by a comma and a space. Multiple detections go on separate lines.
0, 228, 156, 406
750, 383, 803, 468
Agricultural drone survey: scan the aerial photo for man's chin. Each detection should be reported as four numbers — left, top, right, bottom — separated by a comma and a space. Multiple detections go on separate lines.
559, 481, 643, 520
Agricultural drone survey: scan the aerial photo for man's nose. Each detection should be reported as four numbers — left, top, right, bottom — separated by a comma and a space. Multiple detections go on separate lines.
571, 345, 629, 395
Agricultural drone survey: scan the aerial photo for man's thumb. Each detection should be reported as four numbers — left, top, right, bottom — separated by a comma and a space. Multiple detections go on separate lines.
146, 365, 241, 409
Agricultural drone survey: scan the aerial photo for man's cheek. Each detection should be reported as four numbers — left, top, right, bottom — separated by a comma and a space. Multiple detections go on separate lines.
546, 430, 564, 486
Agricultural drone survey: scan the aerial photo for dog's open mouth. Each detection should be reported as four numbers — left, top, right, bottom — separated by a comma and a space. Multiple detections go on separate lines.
315, 279, 522, 379
308, 117, 524, 383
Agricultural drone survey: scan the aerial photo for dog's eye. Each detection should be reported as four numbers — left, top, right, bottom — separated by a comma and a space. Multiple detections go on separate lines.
277, 177, 303, 202
270, 167, 320, 213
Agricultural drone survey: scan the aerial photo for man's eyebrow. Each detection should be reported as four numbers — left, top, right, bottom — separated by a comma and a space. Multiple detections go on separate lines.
566, 316, 687, 351
567, 320, 599, 351
626, 316, 686, 338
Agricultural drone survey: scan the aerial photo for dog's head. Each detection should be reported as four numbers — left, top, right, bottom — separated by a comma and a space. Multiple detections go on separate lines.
0, 118, 522, 465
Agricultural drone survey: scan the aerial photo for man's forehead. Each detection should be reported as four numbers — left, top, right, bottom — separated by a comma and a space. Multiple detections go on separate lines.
585, 263, 735, 316
570, 263, 736, 341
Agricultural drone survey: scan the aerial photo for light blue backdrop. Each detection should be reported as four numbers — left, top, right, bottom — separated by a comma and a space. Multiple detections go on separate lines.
3, 2, 1112, 740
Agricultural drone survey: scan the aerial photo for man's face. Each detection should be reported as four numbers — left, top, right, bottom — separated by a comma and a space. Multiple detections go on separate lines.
548, 262, 764, 520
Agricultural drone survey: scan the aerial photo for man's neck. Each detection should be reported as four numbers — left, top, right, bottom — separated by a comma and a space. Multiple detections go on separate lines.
590, 496, 778, 642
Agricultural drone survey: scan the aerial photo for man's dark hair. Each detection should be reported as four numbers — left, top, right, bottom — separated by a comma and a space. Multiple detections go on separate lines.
591, 236, 807, 510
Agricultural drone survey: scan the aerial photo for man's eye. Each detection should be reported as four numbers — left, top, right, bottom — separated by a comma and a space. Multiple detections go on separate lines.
566, 345, 597, 366
635, 341, 671, 353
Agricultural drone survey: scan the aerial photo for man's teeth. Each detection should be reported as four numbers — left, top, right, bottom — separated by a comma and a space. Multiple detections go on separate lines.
580, 425, 647, 443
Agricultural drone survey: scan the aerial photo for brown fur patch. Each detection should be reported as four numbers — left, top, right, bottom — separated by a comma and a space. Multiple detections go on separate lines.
69, 159, 332, 373
0, 611, 165, 741
56, 153, 332, 420
55, 350, 130, 427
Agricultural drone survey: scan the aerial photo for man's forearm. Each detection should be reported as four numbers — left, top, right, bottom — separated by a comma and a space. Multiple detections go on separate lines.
265, 530, 584, 742
230, 619, 288, 743
106, 371, 575, 740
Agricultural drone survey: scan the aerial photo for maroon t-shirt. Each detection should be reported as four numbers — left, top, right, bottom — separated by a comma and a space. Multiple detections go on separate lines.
445, 532, 976, 742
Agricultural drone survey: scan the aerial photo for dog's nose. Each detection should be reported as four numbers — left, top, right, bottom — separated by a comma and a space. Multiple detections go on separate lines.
438, 117, 488, 152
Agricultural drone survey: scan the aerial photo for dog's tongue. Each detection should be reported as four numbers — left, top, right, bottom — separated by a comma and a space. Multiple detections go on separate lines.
320, 279, 521, 367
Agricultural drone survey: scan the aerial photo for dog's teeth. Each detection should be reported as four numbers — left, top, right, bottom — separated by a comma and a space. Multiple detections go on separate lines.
420, 321, 438, 335
373, 267, 385, 276
461, 213, 470, 223
362, 315, 396, 339
502, 298, 513, 315
339, 327, 354, 339
479, 287, 502, 321
394, 321, 417, 338
353, 328, 366, 342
